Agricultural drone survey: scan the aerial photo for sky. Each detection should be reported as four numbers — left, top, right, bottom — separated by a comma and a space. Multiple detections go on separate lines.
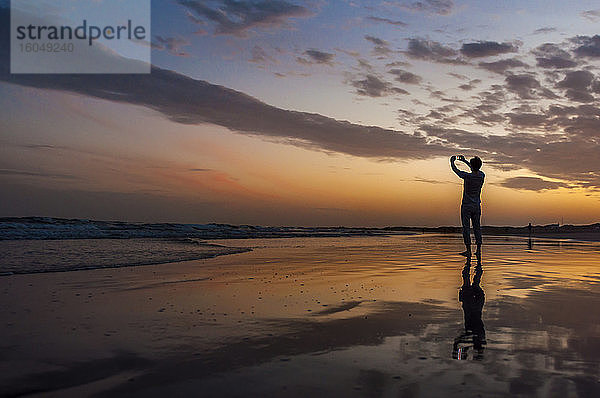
2, 0, 600, 226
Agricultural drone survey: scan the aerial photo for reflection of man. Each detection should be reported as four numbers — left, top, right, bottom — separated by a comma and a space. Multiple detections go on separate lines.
450, 155, 485, 257
452, 258, 486, 360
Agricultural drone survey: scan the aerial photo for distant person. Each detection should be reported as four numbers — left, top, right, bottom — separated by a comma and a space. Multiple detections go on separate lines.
450, 155, 485, 257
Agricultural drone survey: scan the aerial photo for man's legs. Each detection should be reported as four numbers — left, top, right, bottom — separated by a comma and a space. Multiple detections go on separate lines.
471, 205, 482, 256
460, 204, 471, 254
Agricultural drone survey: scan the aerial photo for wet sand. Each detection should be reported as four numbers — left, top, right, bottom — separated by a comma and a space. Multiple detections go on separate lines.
1, 234, 600, 397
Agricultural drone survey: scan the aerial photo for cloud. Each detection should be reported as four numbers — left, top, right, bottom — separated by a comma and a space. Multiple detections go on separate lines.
477, 58, 529, 74
532, 27, 557, 35
532, 43, 577, 69
249, 45, 278, 64
405, 38, 464, 64
364, 35, 392, 57
178, 0, 312, 36
420, 105, 600, 190
563, 89, 595, 103
297, 49, 335, 65
153, 36, 191, 57
536, 57, 577, 69
1, 67, 447, 161
499, 176, 569, 191
556, 70, 596, 103
505, 74, 540, 98
460, 41, 518, 58
397, 0, 454, 15
505, 113, 548, 128
0, 169, 79, 180
351, 75, 409, 97
365, 16, 407, 27
4, 6, 600, 192
0, 4, 441, 163
448, 72, 468, 80
556, 70, 594, 91
505, 74, 556, 99
461, 95, 507, 126
458, 79, 481, 91
388, 69, 422, 84
572, 35, 600, 58
386, 61, 412, 68
581, 9, 600, 22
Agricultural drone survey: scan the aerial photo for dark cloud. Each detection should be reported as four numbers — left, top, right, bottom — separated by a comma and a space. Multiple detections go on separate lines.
351, 75, 409, 97
505, 74, 556, 99
581, 10, 600, 22
386, 61, 412, 68
532, 43, 577, 69
388, 69, 422, 84
572, 35, 600, 58
556, 70, 596, 103
448, 72, 468, 80
249, 45, 277, 64
0, 5, 443, 164
4, 6, 600, 192
421, 104, 600, 189
564, 89, 595, 103
2, 69, 445, 161
398, 0, 454, 15
355, 58, 374, 72
556, 70, 594, 91
478, 58, 529, 74
153, 36, 190, 57
506, 113, 549, 128
455, 85, 507, 127
178, 0, 312, 36
536, 57, 577, 69
397, 109, 419, 124
364, 36, 387, 46
365, 16, 407, 27
460, 41, 518, 58
405, 38, 464, 64
364, 35, 392, 57
0, 169, 79, 180
532, 27, 557, 35
505, 74, 540, 98
297, 49, 335, 65
419, 104, 461, 125
499, 177, 569, 191
458, 79, 481, 91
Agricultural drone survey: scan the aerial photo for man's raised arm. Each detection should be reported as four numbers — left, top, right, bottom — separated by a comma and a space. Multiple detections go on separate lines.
450, 155, 467, 178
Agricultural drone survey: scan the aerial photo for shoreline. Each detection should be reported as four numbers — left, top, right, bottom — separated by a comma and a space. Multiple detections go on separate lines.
2, 231, 599, 276
0, 239, 251, 276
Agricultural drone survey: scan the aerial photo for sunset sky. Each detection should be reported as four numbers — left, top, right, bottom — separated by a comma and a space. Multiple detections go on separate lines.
2, 0, 600, 226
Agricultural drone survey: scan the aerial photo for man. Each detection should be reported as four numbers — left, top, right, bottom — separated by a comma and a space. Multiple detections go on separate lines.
451, 155, 485, 257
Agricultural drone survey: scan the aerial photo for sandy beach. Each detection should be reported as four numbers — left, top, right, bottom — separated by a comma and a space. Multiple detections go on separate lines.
5, 0, 600, 396
1, 234, 600, 397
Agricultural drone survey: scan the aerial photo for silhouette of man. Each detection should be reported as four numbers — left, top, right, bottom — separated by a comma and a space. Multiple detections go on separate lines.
451, 155, 485, 257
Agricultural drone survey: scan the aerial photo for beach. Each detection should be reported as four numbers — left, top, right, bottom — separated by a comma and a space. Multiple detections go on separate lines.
1, 234, 600, 396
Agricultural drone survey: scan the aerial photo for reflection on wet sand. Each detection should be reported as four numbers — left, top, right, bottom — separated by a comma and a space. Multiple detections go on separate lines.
453, 256, 486, 360
1, 235, 600, 396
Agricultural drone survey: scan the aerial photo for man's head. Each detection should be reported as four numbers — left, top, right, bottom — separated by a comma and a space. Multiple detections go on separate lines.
470, 156, 482, 171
